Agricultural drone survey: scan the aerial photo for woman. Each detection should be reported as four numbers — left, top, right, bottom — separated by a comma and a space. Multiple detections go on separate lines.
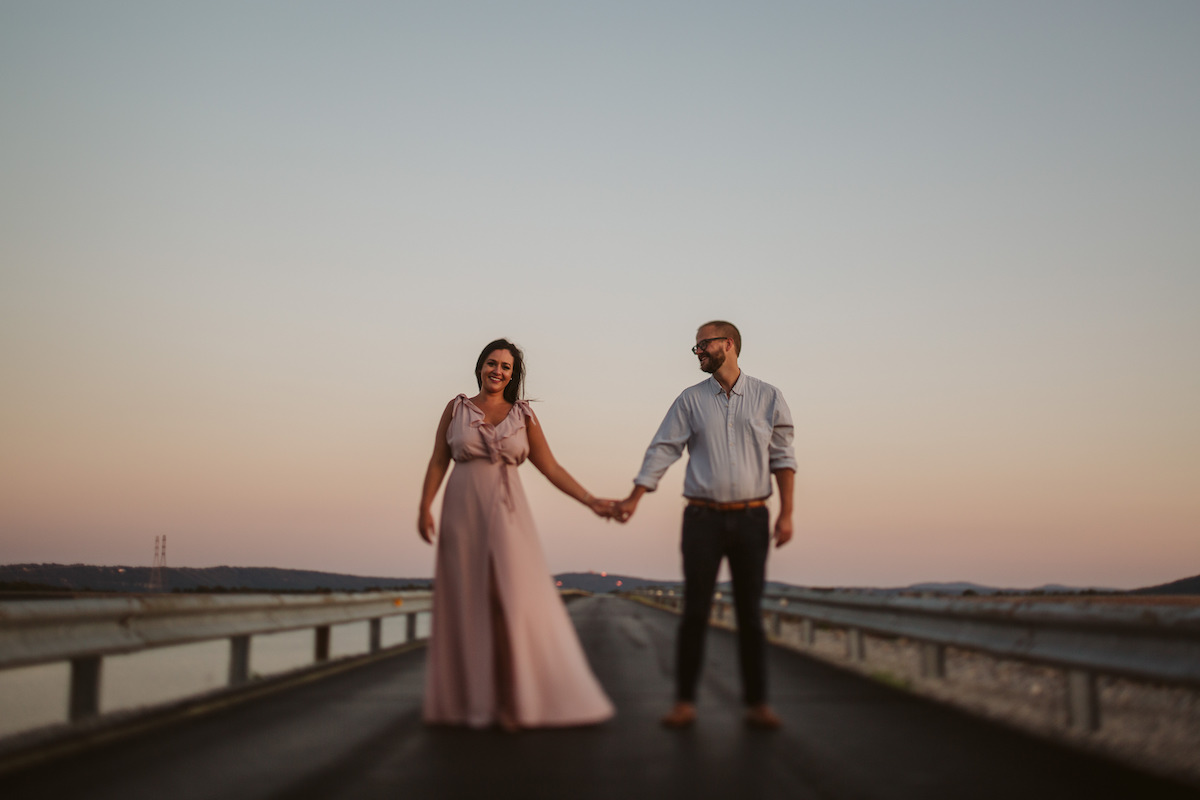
417, 338, 616, 730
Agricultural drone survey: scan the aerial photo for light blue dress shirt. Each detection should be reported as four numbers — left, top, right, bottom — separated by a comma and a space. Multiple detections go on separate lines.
634, 372, 796, 503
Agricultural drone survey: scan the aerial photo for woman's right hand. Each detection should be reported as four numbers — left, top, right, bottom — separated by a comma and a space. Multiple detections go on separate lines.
418, 509, 436, 544
588, 497, 619, 520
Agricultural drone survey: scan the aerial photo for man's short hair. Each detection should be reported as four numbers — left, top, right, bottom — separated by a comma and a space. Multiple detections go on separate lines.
699, 320, 741, 355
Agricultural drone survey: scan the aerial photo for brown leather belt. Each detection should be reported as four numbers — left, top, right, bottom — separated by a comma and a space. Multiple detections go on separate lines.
687, 498, 768, 512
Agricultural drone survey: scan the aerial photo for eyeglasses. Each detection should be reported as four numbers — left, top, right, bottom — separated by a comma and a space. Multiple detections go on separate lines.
691, 337, 729, 354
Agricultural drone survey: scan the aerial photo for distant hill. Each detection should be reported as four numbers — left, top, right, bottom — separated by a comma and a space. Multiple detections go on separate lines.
553, 571, 678, 593
898, 581, 1121, 596
1131, 573, 1200, 596
0, 564, 666, 595
0, 564, 430, 593
896, 579, 1200, 598
898, 581, 1003, 595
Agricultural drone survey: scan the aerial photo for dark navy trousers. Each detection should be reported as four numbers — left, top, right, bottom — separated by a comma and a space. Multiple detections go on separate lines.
676, 504, 771, 705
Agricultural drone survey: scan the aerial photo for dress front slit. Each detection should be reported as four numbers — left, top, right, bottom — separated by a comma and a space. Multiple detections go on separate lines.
488, 557, 517, 725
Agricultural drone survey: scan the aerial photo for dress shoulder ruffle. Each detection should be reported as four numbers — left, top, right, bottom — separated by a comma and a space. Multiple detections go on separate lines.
453, 394, 533, 440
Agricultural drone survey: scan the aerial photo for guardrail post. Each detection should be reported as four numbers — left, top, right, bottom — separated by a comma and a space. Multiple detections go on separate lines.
769, 612, 782, 639
846, 628, 866, 661
229, 635, 251, 685
69, 655, 102, 721
369, 618, 382, 653
405, 612, 417, 642
1067, 669, 1100, 731
920, 642, 946, 679
315, 626, 331, 662
800, 618, 815, 646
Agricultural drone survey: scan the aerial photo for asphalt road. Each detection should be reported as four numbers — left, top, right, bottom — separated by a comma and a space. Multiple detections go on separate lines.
1, 594, 1196, 800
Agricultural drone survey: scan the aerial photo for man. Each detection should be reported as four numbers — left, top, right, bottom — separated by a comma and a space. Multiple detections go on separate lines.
618, 320, 795, 729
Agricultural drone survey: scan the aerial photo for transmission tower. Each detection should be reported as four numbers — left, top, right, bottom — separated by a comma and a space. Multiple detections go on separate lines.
149, 535, 167, 592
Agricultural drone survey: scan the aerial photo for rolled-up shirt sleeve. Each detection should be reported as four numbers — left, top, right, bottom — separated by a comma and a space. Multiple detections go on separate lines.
769, 391, 797, 473
633, 396, 691, 491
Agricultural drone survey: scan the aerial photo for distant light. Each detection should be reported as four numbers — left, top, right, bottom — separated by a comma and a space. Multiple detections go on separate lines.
616, 580, 622, 586
714, 592, 723, 599
656, 590, 663, 596
600, 571, 607, 577
668, 590, 675, 596
779, 598, 788, 607
555, 580, 563, 587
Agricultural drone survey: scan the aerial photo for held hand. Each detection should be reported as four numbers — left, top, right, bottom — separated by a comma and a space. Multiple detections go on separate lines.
588, 496, 619, 520
615, 494, 639, 524
418, 509, 436, 544
773, 514, 794, 548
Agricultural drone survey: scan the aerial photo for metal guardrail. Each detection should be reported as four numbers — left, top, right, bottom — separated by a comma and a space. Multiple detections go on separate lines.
629, 588, 1200, 731
0, 591, 433, 722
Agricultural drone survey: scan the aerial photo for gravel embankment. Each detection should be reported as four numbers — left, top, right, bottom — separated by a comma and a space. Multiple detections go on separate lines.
768, 618, 1200, 789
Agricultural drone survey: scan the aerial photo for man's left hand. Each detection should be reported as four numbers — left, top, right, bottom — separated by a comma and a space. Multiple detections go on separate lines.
773, 515, 794, 548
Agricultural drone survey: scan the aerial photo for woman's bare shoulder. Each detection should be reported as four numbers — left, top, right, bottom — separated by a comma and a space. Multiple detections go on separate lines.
440, 395, 468, 420
514, 399, 537, 425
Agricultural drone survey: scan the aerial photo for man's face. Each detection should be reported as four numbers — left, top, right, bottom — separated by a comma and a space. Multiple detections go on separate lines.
694, 328, 727, 374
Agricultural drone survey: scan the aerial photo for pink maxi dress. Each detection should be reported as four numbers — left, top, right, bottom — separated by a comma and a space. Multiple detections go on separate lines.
423, 395, 614, 728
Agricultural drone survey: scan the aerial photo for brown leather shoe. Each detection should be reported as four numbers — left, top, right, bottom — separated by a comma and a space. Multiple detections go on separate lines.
660, 702, 697, 729
744, 704, 782, 730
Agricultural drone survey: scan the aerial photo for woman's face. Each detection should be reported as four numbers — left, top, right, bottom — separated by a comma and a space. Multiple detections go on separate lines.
479, 349, 515, 396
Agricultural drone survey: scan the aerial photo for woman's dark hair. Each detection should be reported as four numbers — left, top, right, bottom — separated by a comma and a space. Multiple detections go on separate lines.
474, 338, 525, 404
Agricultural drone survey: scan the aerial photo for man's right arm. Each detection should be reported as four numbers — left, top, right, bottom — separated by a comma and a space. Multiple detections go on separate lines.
618, 396, 690, 522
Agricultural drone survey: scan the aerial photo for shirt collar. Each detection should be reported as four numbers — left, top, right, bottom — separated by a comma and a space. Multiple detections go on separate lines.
707, 371, 745, 396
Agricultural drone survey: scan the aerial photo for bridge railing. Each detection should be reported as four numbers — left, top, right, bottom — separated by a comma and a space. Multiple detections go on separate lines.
628, 588, 1200, 731
0, 591, 432, 722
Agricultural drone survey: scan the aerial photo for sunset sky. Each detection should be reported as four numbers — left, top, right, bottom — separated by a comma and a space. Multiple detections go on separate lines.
2, 2, 1197, 590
